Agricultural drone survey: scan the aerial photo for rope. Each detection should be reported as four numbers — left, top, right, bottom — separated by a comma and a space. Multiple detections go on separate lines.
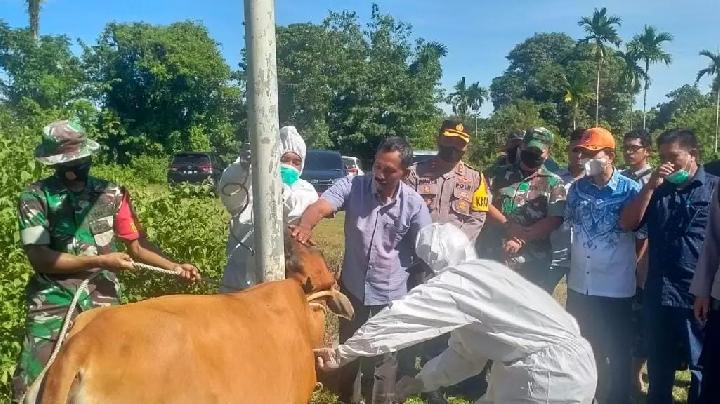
21, 261, 191, 404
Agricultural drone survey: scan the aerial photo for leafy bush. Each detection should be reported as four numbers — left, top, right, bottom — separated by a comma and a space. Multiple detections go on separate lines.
128, 154, 170, 185
0, 116, 230, 399
0, 113, 39, 401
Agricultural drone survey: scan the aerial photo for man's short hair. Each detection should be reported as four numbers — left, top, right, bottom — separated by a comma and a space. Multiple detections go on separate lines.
569, 128, 587, 143
624, 129, 652, 148
377, 136, 413, 169
656, 128, 699, 152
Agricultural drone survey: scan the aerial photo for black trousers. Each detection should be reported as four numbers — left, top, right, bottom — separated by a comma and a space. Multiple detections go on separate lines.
335, 285, 413, 404
567, 290, 633, 404
699, 305, 720, 404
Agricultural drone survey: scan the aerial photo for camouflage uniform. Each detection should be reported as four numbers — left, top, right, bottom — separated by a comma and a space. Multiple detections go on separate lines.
479, 126, 567, 291
406, 160, 489, 242
12, 121, 125, 400
481, 163, 566, 288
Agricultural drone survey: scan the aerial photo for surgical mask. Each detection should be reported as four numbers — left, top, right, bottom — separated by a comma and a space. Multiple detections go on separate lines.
437, 145, 463, 163
55, 161, 91, 183
666, 169, 690, 185
581, 158, 607, 177
279, 163, 300, 186
519, 150, 544, 169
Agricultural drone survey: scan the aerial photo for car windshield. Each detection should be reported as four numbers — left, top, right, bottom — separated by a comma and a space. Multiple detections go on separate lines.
172, 154, 210, 165
413, 154, 435, 164
305, 152, 342, 170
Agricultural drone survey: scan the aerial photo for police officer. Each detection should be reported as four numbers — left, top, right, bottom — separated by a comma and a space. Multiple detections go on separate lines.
12, 120, 200, 401
405, 118, 491, 403
406, 119, 490, 242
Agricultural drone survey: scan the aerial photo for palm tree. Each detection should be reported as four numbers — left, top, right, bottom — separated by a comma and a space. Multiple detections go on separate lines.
628, 26, 673, 129
696, 50, 720, 153
26, 0, 43, 41
617, 48, 647, 130
562, 70, 594, 130
578, 7, 622, 125
446, 76, 488, 121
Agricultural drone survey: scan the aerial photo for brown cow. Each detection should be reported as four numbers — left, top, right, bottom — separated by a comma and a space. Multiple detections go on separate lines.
35, 237, 353, 404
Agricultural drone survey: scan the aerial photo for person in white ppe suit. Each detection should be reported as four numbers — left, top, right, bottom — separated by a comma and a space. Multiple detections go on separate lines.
315, 223, 597, 403
218, 126, 318, 292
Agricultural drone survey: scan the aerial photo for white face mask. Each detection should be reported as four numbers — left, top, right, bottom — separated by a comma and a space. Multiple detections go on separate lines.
581, 157, 607, 177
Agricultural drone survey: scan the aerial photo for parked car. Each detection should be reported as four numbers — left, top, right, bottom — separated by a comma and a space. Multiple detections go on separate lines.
302, 150, 345, 194
167, 152, 224, 185
342, 156, 364, 177
413, 149, 437, 164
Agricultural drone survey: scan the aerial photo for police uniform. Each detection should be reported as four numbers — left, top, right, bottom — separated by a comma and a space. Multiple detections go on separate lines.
406, 160, 489, 242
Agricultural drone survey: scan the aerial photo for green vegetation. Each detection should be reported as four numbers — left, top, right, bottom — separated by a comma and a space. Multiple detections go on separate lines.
1, 2, 716, 402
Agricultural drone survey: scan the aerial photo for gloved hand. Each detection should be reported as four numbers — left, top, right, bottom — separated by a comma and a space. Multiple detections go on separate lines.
313, 347, 341, 371
395, 376, 424, 401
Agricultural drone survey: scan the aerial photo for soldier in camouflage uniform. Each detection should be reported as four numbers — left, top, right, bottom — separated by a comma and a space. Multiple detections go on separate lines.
406, 119, 490, 242
479, 127, 566, 292
12, 120, 200, 402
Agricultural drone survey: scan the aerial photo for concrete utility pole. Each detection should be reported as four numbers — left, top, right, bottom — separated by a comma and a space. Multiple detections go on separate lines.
244, 0, 285, 281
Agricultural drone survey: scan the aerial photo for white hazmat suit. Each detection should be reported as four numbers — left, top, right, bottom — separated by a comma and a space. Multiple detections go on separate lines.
324, 223, 597, 403
218, 126, 318, 292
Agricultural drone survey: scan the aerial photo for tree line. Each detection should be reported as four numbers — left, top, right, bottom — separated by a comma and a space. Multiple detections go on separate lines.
1, 3, 719, 166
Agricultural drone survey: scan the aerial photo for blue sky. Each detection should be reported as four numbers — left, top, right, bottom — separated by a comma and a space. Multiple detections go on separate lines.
2, 0, 719, 116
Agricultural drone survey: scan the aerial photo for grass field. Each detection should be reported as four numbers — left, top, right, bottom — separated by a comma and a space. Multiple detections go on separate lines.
310, 214, 691, 404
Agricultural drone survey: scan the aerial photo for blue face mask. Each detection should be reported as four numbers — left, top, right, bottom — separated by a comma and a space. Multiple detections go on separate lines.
280, 163, 300, 186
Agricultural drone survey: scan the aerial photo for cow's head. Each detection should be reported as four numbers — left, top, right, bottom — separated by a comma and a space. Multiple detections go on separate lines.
284, 236, 354, 321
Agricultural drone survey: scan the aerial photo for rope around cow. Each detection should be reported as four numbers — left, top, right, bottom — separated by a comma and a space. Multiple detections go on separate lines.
21, 262, 194, 404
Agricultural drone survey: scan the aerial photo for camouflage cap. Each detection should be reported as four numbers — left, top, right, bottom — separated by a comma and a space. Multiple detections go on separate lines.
522, 127, 554, 151
34, 120, 100, 166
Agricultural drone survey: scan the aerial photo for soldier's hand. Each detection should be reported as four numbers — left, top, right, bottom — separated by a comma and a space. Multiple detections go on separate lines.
99, 252, 135, 272
173, 263, 202, 283
503, 238, 524, 254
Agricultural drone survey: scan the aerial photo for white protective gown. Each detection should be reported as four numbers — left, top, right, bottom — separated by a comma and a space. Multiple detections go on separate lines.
218, 126, 318, 292
335, 223, 597, 404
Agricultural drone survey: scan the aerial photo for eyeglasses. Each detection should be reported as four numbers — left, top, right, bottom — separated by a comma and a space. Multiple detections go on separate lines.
623, 145, 645, 153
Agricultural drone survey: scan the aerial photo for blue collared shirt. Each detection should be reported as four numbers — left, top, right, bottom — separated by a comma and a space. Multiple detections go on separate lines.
322, 175, 432, 305
641, 167, 719, 308
565, 169, 641, 298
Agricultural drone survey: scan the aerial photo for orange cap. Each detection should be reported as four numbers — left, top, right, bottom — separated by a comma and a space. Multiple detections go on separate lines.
574, 127, 615, 151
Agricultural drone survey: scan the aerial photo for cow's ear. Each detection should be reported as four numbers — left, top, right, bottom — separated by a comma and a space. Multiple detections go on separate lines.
326, 290, 354, 320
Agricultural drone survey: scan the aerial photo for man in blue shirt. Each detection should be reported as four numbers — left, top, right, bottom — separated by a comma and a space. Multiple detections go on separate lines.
565, 127, 642, 404
620, 128, 718, 404
292, 137, 432, 404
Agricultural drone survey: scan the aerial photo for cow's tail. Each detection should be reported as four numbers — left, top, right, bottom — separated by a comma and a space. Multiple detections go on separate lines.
33, 338, 85, 404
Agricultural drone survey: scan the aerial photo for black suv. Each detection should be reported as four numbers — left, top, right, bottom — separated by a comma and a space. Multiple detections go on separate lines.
301, 150, 345, 194
167, 152, 224, 185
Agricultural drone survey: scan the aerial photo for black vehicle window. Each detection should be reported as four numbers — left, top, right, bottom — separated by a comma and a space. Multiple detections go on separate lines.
305, 152, 341, 170
172, 154, 211, 165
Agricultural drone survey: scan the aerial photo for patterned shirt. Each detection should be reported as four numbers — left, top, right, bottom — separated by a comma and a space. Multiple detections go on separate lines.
17, 175, 140, 315
483, 163, 566, 265
321, 175, 432, 305
565, 170, 641, 298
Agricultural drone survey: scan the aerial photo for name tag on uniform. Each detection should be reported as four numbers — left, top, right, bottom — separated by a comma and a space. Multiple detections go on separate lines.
471, 174, 490, 212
